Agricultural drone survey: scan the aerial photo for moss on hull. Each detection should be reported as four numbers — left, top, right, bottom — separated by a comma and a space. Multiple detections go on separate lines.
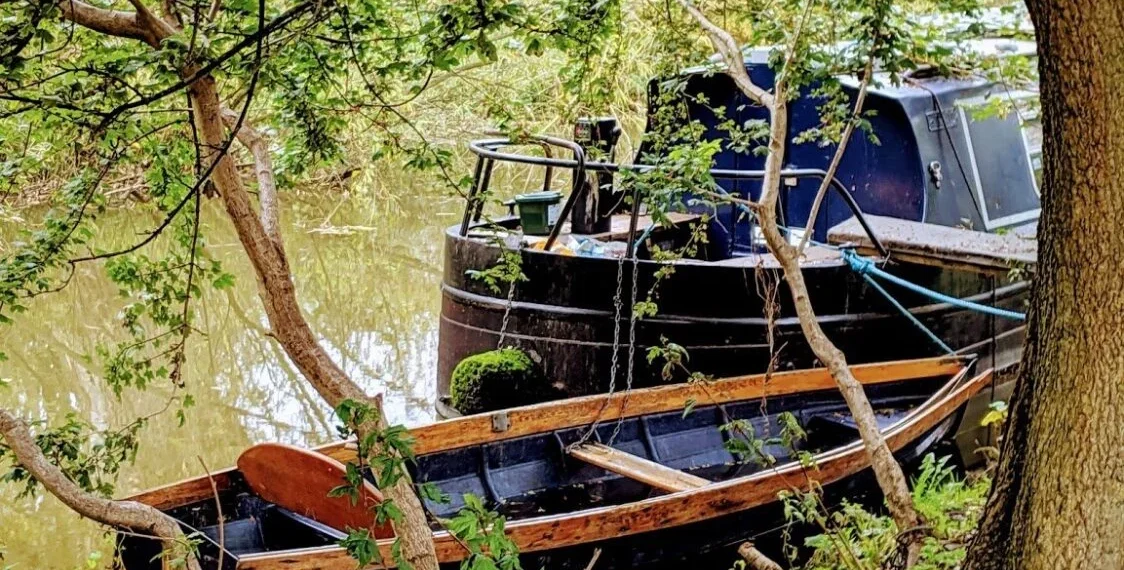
449, 348, 553, 414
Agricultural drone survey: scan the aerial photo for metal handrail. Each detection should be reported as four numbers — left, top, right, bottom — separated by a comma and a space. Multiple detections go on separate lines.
462, 136, 888, 257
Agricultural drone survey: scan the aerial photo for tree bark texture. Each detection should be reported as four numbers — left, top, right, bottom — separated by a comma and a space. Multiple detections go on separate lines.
188, 77, 440, 570
738, 542, 784, 570
963, 2, 1124, 569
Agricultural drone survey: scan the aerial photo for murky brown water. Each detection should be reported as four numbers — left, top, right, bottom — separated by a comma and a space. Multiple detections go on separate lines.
0, 177, 462, 567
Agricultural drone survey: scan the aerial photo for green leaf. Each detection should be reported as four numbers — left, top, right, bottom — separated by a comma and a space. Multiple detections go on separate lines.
681, 398, 696, 418
212, 273, 235, 289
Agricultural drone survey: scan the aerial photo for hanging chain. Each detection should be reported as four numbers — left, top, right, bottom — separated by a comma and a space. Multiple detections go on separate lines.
570, 251, 627, 449
497, 275, 518, 348
608, 249, 641, 445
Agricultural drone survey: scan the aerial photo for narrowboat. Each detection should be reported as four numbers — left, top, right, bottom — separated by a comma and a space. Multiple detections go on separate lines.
438, 40, 1039, 456
116, 356, 990, 569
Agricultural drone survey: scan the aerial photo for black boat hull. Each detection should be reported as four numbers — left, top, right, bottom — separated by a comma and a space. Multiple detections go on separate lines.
439, 224, 1026, 399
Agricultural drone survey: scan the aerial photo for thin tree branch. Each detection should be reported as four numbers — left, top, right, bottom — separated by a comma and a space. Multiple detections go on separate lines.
207, 0, 223, 22
55, 0, 317, 132
738, 542, 783, 570
55, 0, 159, 46
121, 0, 178, 39
676, 0, 774, 108
197, 456, 224, 570
686, 0, 925, 552
796, 54, 877, 254
221, 109, 282, 247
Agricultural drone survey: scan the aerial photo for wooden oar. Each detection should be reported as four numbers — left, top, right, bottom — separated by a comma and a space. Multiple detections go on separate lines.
237, 442, 394, 538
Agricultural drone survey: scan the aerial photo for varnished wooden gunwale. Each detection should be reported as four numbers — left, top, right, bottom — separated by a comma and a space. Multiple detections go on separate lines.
567, 442, 710, 492
235, 368, 991, 570
128, 355, 965, 510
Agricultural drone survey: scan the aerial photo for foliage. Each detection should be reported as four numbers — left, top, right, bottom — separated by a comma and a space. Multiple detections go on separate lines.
645, 337, 692, 381
0, 413, 145, 498
466, 245, 526, 296
449, 348, 554, 414
0, 0, 634, 565
0, 0, 1037, 566
164, 534, 203, 570
445, 493, 522, 570
790, 454, 989, 570
331, 398, 518, 570
980, 400, 1008, 427
331, 398, 415, 569
714, 401, 987, 570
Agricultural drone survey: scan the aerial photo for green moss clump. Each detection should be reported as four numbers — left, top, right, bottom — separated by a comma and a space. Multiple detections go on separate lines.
449, 348, 552, 414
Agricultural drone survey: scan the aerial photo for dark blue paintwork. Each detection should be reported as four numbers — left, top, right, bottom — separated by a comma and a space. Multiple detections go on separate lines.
672, 54, 1041, 256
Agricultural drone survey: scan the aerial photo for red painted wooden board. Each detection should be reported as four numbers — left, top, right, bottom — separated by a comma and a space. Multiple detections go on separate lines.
237, 442, 394, 538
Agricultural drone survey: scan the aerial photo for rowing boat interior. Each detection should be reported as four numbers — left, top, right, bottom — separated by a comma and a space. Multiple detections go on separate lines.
415, 377, 942, 519
118, 374, 949, 569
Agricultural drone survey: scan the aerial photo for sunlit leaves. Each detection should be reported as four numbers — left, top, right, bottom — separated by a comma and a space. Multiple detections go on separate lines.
333, 399, 515, 569
445, 494, 522, 570
419, 481, 450, 504
794, 454, 989, 569
0, 168, 103, 320
0, 414, 146, 498
466, 247, 524, 295
980, 400, 1008, 427
341, 528, 381, 567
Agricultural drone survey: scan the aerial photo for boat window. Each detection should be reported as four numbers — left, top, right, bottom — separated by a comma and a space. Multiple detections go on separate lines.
956, 98, 1041, 229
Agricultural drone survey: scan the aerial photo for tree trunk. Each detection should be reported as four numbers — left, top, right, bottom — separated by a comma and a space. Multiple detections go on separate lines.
676, 0, 923, 557
47, 4, 439, 568
187, 76, 440, 570
754, 102, 922, 538
963, 2, 1124, 569
0, 409, 201, 570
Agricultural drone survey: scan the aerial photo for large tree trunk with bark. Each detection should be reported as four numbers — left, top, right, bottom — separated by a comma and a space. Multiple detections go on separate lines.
187, 77, 440, 570
963, 2, 1124, 568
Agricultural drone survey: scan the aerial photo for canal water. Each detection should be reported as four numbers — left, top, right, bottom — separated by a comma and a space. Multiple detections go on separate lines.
0, 178, 460, 567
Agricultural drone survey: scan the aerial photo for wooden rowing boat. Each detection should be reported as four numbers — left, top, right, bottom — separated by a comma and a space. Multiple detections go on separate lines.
116, 356, 990, 569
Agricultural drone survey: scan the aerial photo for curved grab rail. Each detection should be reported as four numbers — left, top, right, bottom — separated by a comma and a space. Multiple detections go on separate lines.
464, 137, 888, 257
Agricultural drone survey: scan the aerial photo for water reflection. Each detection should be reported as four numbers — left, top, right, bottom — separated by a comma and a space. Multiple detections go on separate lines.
0, 178, 456, 567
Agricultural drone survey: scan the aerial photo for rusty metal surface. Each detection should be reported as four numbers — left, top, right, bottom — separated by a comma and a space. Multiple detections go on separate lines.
827, 215, 1037, 272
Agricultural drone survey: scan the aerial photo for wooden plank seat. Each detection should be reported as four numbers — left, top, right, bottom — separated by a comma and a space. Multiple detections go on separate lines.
566, 442, 710, 493
827, 214, 1037, 275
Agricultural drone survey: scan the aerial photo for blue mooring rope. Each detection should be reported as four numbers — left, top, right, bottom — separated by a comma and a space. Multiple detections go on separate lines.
843, 249, 1027, 321
857, 271, 955, 354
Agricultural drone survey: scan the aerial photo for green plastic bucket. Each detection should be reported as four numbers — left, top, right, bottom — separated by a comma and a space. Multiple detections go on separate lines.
512, 190, 563, 236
